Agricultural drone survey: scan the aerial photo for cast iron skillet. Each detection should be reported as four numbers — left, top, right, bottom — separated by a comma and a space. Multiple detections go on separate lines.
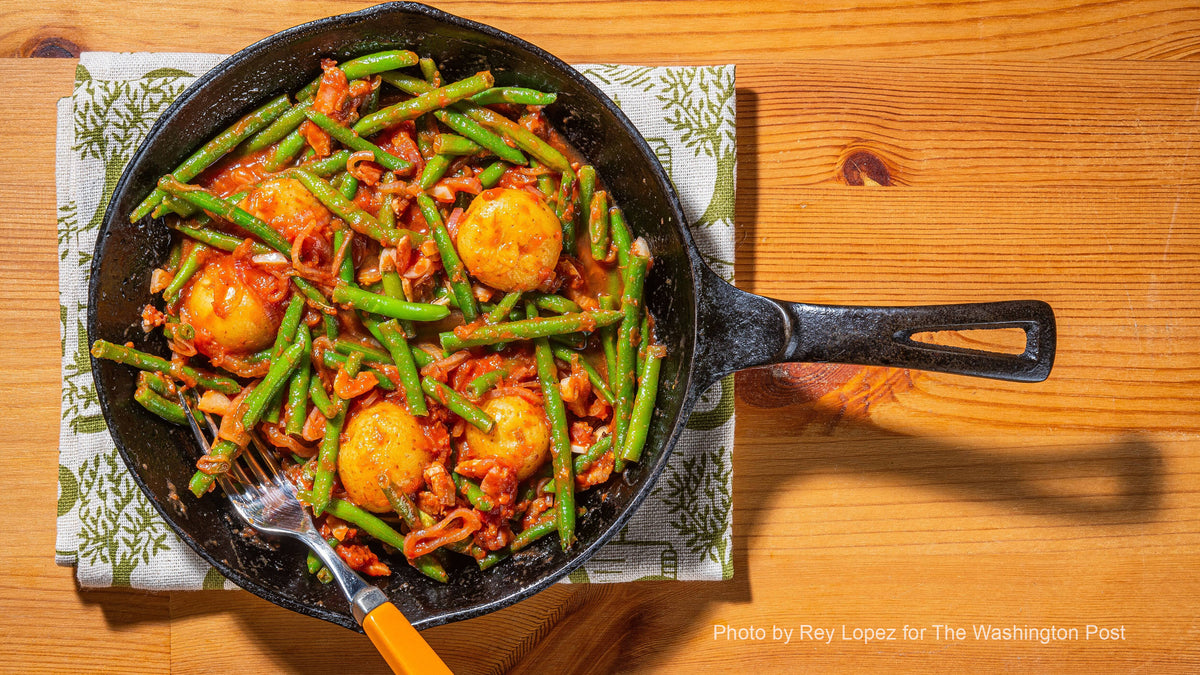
88, 2, 1056, 632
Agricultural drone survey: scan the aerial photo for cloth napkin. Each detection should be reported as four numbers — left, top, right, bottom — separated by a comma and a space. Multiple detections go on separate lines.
55, 52, 737, 590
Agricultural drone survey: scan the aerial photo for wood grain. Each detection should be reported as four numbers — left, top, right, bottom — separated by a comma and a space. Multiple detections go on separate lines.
3, 2, 1200, 672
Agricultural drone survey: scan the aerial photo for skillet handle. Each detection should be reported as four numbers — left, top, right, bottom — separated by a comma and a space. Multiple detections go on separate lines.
692, 264, 1056, 390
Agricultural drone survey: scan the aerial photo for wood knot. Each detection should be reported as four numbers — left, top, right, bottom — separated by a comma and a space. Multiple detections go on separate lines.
20, 34, 81, 58
736, 363, 863, 408
839, 150, 892, 186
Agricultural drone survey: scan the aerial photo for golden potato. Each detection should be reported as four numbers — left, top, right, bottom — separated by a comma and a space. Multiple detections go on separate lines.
338, 401, 435, 512
240, 176, 332, 241
182, 257, 279, 355
464, 395, 551, 480
456, 188, 562, 292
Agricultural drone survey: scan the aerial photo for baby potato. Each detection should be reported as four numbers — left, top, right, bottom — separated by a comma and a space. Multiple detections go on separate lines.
182, 257, 279, 355
456, 188, 562, 292
464, 395, 551, 480
338, 401, 436, 513
240, 176, 332, 241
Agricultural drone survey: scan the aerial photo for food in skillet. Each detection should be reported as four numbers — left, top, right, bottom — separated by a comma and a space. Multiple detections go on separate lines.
90, 50, 666, 583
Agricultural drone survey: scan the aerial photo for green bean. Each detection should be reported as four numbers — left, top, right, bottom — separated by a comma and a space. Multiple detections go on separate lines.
334, 339, 390, 363
158, 178, 291, 255
379, 71, 432, 96
452, 472, 495, 512
531, 159, 555, 199
173, 224, 271, 255
378, 171, 398, 228
284, 325, 313, 436
320, 350, 398, 390
265, 129, 307, 171
421, 377, 495, 432
362, 317, 427, 417
131, 94, 290, 221
573, 435, 614, 474
411, 346, 436, 369
432, 110, 527, 165
609, 206, 633, 270
636, 310, 652, 377
264, 390, 284, 425
297, 149, 351, 177
161, 242, 208, 303
306, 549, 324, 575
90, 340, 241, 395
308, 377, 343, 419
416, 154, 452, 191
417, 194, 478, 322
466, 368, 507, 398
354, 71, 495, 137
477, 550, 509, 571
245, 100, 312, 152
296, 50, 420, 100
289, 169, 404, 245
598, 294, 618, 382
551, 347, 614, 404
464, 106, 572, 173
486, 291, 523, 325
134, 383, 192, 425
335, 171, 359, 201
612, 250, 649, 472
379, 478, 448, 583
619, 346, 664, 463
332, 227, 356, 286
577, 166, 596, 243
477, 160, 509, 188
310, 407, 346, 517
438, 310, 622, 351
549, 332, 588, 351
418, 57, 442, 86
188, 438, 239, 497
272, 294, 307, 358
588, 190, 610, 261
527, 302, 575, 550
557, 169, 577, 255
314, 496, 412, 553
343, 350, 364, 378
162, 321, 195, 344
293, 277, 336, 315
304, 110, 412, 172
331, 283, 449, 322
378, 265, 416, 337
240, 341, 305, 430
470, 87, 557, 106
527, 292, 581, 315
432, 133, 483, 156
511, 515, 558, 553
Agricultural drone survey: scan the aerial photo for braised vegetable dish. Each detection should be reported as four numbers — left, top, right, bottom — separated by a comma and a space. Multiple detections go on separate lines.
91, 50, 664, 582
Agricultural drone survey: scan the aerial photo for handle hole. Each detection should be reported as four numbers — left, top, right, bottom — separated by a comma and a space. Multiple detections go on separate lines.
908, 328, 1028, 355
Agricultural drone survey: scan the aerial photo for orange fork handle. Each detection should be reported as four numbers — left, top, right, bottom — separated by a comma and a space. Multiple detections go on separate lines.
361, 601, 453, 675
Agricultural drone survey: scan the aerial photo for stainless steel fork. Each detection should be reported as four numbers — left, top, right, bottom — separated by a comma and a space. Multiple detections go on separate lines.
178, 393, 451, 675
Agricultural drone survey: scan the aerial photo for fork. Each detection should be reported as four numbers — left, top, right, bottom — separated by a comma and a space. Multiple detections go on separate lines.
178, 393, 452, 675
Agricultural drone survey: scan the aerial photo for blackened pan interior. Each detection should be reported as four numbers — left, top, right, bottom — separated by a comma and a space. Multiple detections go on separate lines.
89, 2, 702, 631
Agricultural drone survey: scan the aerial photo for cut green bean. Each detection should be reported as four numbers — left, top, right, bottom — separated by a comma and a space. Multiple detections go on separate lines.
512, 516, 558, 552
290, 169, 403, 245
486, 291, 523, 324
173, 223, 272, 255
528, 292, 581, 315
308, 377, 343, 419
598, 294, 618, 382
527, 302, 575, 550
477, 160, 509, 188
619, 346, 664, 463
304, 109, 412, 172
188, 438, 239, 497
293, 277, 336, 314
272, 293, 307, 358
477, 550, 509, 571
609, 206, 633, 270
296, 50, 420, 100
466, 368, 507, 398
433, 109, 527, 165
134, 384, 192, 426
284, 325, 313, 436
573, 435, 614, 474
451, 472, 495, 512
320, 350, 398, 390
131, 94, 290, 221
312, 495, 411, 553
335, 171, 359, 201
310, 407, 346, 517
331, 283, 450, 322
588, 189, 610, 261
463, 105, 571, 173
354, 71, 495, 138
297, 149, 351, 177
419, 56, 442, 86
245, 99, 312, 152
265, 129, 307, 171
334, 339, 391, 363
158, 178, 291, 255
438, 309, 622, 351
90, 340, 241, 395
551, 346, 614, 404
432, 133, 483, 156
421, 377, 495, 433
161, 242, 209, 303
416, 154, 452, 191
379, 478, 448, 583
418, 194, 478, 322
556, 169, 577, 255
362, 317, 427, 417
612, 250, 649, 472
241, 341, 305, 430
469, 87, 558, 106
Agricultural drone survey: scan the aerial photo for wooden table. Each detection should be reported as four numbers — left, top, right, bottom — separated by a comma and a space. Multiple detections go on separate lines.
2, 1, 1198, 672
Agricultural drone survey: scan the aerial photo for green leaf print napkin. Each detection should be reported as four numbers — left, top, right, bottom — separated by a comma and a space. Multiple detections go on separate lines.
56, 52, 737, 590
